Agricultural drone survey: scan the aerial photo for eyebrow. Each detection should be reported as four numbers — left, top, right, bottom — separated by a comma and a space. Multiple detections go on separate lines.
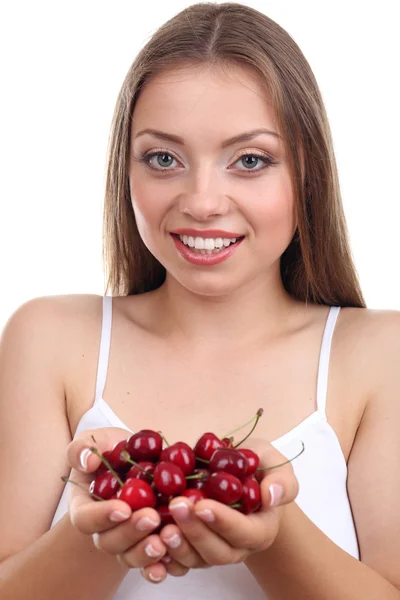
133, 127, 281, 148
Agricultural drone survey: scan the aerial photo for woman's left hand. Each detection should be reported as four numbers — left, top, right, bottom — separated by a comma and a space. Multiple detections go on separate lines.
138, 438, 301, 583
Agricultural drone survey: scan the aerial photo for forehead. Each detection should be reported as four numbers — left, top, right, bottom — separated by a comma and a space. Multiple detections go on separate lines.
131, 63, 279, 136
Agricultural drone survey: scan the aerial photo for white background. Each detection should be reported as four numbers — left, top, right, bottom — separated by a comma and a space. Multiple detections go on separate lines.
1, 0, 399, 331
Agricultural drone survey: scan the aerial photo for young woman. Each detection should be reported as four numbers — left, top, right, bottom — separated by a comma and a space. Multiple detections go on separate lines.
0, 3, 399, 599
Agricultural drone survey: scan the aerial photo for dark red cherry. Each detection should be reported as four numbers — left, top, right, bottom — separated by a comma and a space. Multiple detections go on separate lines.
156, 504, 175, 527
209, 448, 249, 479
221, 437, 234, 448
182, 488, 207, 504
240, 475, 261, 514
155, 491, 172, 506
117, 478, 156, 510
237, 449, 260, 475
125, 461, 155, 484
205, 471, 243, 505
126, 429, 163, 462
186, 468, 209, 490
96, 450, 113, 475
153, 461, 186, 496
89, 470, 121, 500
194, 432, 224, 461
160, 442, 196, 476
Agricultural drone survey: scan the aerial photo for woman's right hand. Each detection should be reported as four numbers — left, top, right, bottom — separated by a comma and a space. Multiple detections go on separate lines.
66, 427, 171, 582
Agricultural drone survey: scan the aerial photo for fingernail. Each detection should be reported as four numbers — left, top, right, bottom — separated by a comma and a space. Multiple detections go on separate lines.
169, 502, 190, 522
164, 533, 181, 548
269, 483, 284, 506
145, 543, 162, 558
109, 511, 130, 522
92, 532, 101, 550
136, 516, 159, 531
79, 448, 92, 471
195, 508, 215, 522
149, 572, 164, 582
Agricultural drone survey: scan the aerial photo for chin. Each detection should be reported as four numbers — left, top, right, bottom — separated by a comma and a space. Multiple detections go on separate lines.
169, 269, 249, 298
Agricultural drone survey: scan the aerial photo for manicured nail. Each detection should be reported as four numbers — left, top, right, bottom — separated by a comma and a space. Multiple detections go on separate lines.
109, 511, 130, 522
169, 502, 190, 521
145, 543, 162, 558
136, 516, 159, 531
92, 533, 101, 550
269, 483, 284, 506
195, 508, 215, 522
164, 533, 181, 549
79, 448, 92, 471
149, 572, 164, 582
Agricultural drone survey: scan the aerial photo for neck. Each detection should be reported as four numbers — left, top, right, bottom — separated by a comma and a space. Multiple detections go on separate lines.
154, 268, 306, 346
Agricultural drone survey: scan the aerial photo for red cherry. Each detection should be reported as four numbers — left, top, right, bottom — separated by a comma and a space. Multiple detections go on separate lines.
240, 475, 261, 514
194, 432, 224, 461
153, 461, 186, 496
155, 491, 172, 506
117, 478, 156, 510
221, 437, 234, 448
209, 448, 249, 479
125, 461, 155, 484
186, 468, 209, 490
160, 442, 196, 475
89, 470, 121, 500
126, 429, 163, 462
96, 450, 113, 475
204, 471, 243, 505
182, 488, 207, 504
237, 449, 260, 475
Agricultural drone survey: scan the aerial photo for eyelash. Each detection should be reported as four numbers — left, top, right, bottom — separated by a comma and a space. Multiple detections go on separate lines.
134, 148, 277, 176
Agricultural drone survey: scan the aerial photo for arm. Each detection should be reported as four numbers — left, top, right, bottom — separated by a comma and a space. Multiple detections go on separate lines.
244, 310, 400, 599
0, 297, 128, 600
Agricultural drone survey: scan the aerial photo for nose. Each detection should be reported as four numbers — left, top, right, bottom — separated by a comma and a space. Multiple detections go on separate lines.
177, 172, 231, 221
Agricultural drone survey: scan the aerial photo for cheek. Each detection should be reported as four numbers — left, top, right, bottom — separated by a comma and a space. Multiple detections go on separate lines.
129, 178, 165, 246
249, 172, 296, 237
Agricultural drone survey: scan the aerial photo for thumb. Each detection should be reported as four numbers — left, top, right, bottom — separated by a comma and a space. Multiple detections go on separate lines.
67, 426, 132, 474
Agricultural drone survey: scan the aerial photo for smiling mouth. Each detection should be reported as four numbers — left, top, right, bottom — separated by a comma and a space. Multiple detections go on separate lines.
171, 233, 245, 255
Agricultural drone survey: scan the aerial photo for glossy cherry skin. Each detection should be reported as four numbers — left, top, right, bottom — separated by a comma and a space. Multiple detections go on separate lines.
97, 439, 131, 475
221, 437, 234, 448
209, 448, 249, 479
182, 488, 207, 504
237, 449, 260, 475
194, 433, 224, 461
204, 471, 243, 505
155, 491, 172, 506
125, 461, 155, 484
239, 475, 261, 514
126, 429, 163, 462
153, 461, 187, 496
90, 470, 121, 500
160, 442, 196, 476
186, 468, 209, 490
117, 478, 156, 510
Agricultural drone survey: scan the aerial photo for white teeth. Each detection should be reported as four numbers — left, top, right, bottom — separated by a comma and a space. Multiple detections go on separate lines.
178, 234, 240, 252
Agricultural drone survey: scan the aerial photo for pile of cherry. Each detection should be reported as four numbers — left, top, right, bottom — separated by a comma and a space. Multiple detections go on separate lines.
64, 409, 304, 528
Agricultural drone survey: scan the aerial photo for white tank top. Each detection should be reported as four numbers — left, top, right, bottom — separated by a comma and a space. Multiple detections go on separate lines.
50, 296, 360, 599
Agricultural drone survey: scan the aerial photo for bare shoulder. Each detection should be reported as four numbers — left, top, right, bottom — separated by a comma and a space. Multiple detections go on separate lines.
336, 305, 400, 399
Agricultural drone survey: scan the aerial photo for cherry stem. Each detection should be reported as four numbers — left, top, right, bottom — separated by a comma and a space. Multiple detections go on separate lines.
61, 476, 105, 502
256, 441, 305, 471
119, 451, 153, 477
186, 472, 208, 480
229, 502, 242, 509
232, 408, 264, 448
158, 430, 170, 447
195, 457, 210, 465
91, 434, 98, 444
89, 446, 125, 487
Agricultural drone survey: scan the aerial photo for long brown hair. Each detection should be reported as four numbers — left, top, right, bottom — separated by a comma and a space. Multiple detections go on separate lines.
102, 1, 366, 307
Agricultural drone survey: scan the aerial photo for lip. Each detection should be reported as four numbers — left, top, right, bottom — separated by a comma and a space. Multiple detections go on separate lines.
171, 228, 244, 239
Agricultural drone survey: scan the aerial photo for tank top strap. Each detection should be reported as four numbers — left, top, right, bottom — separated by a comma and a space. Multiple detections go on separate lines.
316, 306, 341, 419
94, 295, 113, 405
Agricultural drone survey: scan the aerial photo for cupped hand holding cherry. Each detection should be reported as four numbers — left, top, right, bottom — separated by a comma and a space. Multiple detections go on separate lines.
65, 410, 303, 584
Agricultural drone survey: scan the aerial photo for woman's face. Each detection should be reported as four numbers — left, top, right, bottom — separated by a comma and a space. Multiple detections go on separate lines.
129, 63, 297, 297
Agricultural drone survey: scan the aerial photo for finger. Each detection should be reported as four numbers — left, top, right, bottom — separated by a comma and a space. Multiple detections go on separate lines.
158, 523, 207, 569
118, 533, 168, 568
192, 497, 279, 551
160, 555, 191, 577
91, 511, 162, 554
167, 498, 243, 566
67, 427, 131, 473
139, 563, 168, 584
